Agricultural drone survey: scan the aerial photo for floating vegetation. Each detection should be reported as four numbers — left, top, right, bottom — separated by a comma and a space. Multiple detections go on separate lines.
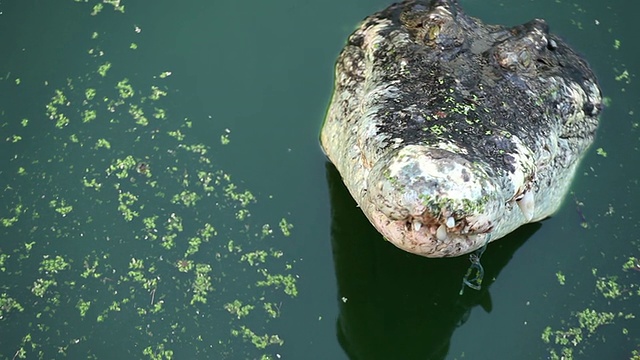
0, 1, 296, 359
541, 257, 640, 359
97, 61, 111, 77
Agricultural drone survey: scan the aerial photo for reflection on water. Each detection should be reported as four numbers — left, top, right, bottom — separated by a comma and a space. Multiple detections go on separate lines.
326, 162, 540, 359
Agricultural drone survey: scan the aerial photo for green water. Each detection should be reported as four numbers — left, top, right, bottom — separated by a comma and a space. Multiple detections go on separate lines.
0, 0, 638, 359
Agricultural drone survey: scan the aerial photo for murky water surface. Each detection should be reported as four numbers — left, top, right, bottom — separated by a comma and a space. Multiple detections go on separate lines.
0, 1, 638, 359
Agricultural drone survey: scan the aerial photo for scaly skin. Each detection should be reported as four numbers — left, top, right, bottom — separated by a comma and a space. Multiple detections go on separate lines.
321, 0, 602, 257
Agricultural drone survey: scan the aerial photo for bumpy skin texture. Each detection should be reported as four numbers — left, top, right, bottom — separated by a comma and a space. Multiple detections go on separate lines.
321, 0, 602, 257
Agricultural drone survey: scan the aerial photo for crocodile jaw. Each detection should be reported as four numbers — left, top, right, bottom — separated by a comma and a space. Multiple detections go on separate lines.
364, 144, 534, 257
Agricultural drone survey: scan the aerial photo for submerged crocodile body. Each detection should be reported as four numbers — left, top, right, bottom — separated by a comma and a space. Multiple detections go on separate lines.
321, 0, 602, 257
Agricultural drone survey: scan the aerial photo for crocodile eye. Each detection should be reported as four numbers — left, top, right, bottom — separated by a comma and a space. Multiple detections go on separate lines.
427, 24, 441, 41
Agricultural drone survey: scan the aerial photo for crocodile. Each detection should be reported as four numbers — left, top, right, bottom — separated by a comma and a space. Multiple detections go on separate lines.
320, 0, 602, 257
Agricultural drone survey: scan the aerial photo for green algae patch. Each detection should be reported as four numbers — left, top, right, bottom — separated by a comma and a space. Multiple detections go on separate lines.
279, 217, 293, 237
0, 1, 298, 359
542, 258, 640, 359
232, 326, 284, 349
0, 293, 24, 318
97, 61, 112, 77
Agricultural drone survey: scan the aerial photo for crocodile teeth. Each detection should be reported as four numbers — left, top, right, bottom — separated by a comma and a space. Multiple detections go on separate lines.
412, 220, 422, 232
446, 216, 455, 228
516, 191, 535, 222
436, 224, 448, 241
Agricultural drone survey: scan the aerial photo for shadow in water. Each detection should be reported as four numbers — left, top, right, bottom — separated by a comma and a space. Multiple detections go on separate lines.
326, 162, 540, 360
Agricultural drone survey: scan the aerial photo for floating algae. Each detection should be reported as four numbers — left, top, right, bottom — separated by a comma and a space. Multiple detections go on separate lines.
0, 1, 296, 359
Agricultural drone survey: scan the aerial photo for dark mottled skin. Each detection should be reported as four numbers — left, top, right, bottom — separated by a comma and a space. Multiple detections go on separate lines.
350, 1, 599, 177
321, 0, 602, 257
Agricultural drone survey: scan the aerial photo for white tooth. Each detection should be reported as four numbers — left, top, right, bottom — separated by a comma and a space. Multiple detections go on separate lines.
436, 224, 448, 241
412, 221, 422, 232
516, 191, 535, 222
468, 234, 481, 243
446, 216, 455, 228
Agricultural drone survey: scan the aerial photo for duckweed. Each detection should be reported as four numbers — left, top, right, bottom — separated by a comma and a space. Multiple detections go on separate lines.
542, 257, 639, 359
0, 1, 297, 358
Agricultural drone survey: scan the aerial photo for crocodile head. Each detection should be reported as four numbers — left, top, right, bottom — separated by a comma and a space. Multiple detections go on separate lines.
321, 0, 601, 257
